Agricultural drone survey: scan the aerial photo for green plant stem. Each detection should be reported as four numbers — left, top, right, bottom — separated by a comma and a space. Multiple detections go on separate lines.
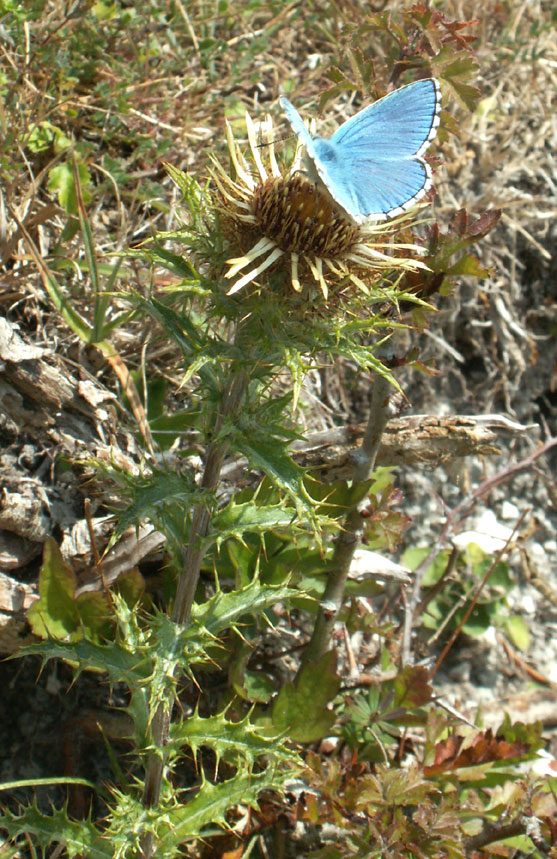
464, 818, 547, 853
140, 369, 248, 857
299, 373, 394, 670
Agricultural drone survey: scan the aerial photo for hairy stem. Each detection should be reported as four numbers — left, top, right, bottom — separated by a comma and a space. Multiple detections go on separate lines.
140, 369, 248, 857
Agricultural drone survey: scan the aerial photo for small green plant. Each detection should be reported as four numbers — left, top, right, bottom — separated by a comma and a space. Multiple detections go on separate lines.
403, 542, 530, 647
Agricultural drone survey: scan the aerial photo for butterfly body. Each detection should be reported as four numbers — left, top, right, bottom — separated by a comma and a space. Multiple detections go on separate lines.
280, 79, 441, 224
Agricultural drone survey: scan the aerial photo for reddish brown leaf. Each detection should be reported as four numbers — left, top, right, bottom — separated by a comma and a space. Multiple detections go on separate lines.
394, 665, 433, 708
424, 729, 531, 776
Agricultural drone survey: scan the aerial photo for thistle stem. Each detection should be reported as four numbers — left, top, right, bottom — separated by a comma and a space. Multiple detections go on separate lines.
140, 369, 248, 857
299, 373, 394, 670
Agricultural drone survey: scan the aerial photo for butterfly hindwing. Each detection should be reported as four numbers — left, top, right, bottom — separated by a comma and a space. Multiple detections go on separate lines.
311, 148, 432, 220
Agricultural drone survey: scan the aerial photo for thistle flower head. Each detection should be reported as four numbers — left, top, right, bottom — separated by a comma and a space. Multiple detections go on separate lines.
210, 108, 430, 301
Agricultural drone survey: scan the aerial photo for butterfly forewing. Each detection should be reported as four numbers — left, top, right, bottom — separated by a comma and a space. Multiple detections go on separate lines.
280, 97, 315, 153
331, 80, 441, 160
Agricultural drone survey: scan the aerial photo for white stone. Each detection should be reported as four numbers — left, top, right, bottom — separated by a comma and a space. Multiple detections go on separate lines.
452, 509, 514, 554
500, 500, 520, 520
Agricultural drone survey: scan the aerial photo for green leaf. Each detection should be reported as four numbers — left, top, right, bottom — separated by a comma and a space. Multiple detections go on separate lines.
47, 160, 92, 214
310, 477, 373, 518
168, 710, 292, 765
502, 614, 530, 651
27, 121, 72, 153
358, 762, 435, 807
0, 802, 111, 858
93, 0, 118, 20
240, 670, 276, 703
128, 295, 218, 391
149, 410, 201, 449
27, 538, 79, 639
163, 162, 212, 230
160, 768, 294, 848
495, 713, 543, 751
447, 253, 490, 278
235, 434, 317, 523
460, 602, 493, 636
142, 244, 200, 278
193, 579, 300, 638
113, 568, 146, 608
108, 465, 198, 544
212, 498, 307, 545
26, 539, 111, 641
20, 635, 149, 684
271, 651, 340, 742
442, 58, 482, 110
15, 216, 94, 343
403, 547, 451, 586
22, 597, 152, 684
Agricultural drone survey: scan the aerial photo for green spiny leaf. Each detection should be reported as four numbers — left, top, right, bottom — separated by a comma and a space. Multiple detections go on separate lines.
212, 497, 307, 545
167, 710, 295, 767
19, 635, 151, 685
106, 465, 199, 544
234, 433, 318, 524
159, 767, 294, 849
0, 802, 111, 858
193, 579, 300, 638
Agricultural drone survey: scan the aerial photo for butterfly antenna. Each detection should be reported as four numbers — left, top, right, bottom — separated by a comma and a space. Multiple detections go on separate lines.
255, 132, 294, 149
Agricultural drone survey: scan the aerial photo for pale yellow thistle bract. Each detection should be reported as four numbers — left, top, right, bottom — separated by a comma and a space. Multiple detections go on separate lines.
210, 107, 432, 300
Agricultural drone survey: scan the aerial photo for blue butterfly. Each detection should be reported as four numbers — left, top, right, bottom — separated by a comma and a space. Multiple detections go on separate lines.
280, 79, 441, 225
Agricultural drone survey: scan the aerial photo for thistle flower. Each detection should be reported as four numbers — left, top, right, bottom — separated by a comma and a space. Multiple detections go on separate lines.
210, 108, 431, 301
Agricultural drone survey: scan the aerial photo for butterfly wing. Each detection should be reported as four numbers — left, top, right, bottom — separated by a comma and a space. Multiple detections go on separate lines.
284, 79, 441, 223
279, 96, 316, 157
331, 79, 441, 159
311, 138, 433, 222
